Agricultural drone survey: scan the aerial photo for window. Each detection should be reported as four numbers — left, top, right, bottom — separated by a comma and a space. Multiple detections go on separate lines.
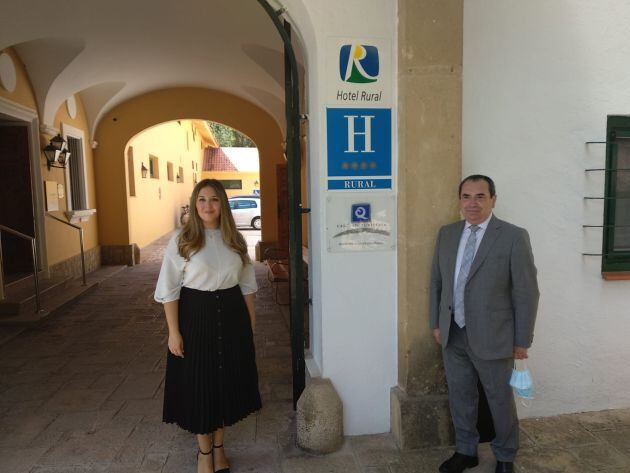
127, 147, 136, 196
167, 162, 174, 181
66, 136, 87, 209
62, 123, 96, 221
603, 116, 630, 273
219, 179, 242, 190
237, 200, 257, 209
149, 155, 159, 179
178, 166, 184, 183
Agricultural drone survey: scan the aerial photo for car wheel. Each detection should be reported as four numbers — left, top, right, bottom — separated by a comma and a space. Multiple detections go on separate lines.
252, 217, 261, 230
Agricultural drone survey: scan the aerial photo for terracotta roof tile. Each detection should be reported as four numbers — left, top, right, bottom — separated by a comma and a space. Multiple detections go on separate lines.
203, 147, 237, 171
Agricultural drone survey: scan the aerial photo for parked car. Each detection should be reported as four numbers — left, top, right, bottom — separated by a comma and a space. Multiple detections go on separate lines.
228, 196, 261, 229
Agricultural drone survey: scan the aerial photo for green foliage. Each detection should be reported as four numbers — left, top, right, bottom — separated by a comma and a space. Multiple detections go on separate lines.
207, 121, 255, 147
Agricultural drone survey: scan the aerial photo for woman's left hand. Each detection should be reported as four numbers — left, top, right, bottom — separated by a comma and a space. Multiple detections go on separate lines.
244, 293, 256, 334
168, 331, 185, 358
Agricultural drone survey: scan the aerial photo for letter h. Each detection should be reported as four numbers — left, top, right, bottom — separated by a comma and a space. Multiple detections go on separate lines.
344, 115, 375, 153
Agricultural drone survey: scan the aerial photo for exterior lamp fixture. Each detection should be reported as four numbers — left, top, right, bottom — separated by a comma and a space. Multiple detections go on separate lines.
43, 134, 71, 170
141, 163, 148, 178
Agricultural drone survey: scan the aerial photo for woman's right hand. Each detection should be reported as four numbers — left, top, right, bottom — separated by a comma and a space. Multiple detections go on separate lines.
168, 331, 184, 358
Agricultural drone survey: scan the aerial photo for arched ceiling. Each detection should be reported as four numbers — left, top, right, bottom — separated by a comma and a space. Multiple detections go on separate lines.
0, 0, 305, 136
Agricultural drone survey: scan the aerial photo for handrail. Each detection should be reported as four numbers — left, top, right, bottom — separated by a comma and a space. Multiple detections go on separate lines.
46, 213, 86, 286
46, 213, 81, 230
0, 224, 42, 312
0, 225, 36, 240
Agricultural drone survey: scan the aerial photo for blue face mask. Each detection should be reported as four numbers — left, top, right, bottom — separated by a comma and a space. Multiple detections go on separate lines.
509, 362, 534, 403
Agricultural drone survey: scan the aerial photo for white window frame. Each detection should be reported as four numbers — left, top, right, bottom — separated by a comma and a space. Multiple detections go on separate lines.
61, 122, 90, 210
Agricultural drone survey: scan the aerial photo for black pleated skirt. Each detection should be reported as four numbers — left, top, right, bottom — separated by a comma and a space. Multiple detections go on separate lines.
163, 285, 262, 434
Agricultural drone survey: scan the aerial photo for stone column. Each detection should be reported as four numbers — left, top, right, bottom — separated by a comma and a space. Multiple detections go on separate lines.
392, 0, 463, 450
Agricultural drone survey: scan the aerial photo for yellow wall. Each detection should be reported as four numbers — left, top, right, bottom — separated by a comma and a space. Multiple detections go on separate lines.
42, 95, 100, 266
0, 48, 98, 268
0, 48, 37, 111
94, 87, 284, 247
126, 120, 205, 248
201, 170, 260, 198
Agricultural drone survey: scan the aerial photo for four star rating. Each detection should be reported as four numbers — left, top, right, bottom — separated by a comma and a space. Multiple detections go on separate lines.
341, 161, 378, 170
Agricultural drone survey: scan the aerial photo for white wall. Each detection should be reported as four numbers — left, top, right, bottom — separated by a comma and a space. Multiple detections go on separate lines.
287, 0, 398, 434
463, 0, 630, 417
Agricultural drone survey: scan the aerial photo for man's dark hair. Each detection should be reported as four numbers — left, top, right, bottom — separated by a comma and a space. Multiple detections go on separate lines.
459, 174, 496, 198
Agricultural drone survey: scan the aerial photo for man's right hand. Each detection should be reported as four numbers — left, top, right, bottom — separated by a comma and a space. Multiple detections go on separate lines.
432, 328, 441, 345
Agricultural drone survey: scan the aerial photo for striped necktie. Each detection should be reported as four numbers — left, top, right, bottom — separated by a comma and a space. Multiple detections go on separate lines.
453, 225, 480, 328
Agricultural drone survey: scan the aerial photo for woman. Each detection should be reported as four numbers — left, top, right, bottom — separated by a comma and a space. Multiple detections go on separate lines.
155, 179, 261, 473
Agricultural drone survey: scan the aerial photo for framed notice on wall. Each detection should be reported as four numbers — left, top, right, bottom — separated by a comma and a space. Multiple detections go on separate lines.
44, 180, 59, 211
326, 193, 395, 252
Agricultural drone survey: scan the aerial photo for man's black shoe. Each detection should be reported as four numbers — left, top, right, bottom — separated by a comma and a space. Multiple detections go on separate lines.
495, 461, 514, 473
438, 452, 479, 473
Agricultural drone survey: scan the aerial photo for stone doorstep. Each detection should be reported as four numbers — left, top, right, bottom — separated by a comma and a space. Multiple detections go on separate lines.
0, 273, 71, 315
0, 265, 126, 326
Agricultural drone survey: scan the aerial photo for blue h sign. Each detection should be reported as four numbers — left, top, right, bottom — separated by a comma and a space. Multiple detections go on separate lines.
327, 108, 391, 178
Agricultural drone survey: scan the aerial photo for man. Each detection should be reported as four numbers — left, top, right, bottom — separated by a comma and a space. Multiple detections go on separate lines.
429, 175, 539, 473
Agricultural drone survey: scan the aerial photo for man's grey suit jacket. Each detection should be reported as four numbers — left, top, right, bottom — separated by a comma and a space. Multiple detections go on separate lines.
429, 215, 539, 360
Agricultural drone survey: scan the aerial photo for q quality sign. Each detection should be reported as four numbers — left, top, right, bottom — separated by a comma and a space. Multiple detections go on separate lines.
327, 194, 395, 252
351, 203, 371, 222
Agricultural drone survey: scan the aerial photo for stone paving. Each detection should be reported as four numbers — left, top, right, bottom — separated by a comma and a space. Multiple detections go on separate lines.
0, 233, 628, 472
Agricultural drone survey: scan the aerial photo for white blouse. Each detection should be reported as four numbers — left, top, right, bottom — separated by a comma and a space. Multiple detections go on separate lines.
154, 229, 257, 303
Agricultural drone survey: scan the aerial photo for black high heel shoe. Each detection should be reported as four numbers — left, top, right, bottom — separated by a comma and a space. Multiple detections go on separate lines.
212, 444, 231, 473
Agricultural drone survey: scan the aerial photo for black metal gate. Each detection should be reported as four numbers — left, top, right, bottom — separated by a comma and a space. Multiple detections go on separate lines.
257, 0, 306, 408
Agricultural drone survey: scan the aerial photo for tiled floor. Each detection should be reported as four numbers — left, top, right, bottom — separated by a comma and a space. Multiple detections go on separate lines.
0, 233, 628, 472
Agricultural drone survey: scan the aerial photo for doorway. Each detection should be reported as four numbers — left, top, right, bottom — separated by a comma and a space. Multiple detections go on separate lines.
0, 122, 35, 282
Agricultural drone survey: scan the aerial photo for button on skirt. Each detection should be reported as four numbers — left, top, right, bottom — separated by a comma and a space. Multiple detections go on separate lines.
163, 285, 262, 434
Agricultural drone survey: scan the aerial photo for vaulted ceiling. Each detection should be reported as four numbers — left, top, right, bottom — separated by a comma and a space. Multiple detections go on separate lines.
0, 0, 305, 136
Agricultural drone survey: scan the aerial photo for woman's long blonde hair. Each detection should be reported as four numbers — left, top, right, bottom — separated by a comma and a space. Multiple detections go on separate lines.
177, 179, 250, 265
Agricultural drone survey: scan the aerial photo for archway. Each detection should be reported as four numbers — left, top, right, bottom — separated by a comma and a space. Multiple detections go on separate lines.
93, 87, 284, 255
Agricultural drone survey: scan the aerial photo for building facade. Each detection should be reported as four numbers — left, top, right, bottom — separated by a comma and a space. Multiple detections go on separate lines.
0, 0, 629, 448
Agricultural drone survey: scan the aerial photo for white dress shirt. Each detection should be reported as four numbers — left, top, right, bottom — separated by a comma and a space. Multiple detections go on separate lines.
453, 213, 493, 288
154, 229, 257, 303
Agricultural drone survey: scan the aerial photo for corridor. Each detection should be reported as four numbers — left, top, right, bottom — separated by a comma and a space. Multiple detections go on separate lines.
1, 234, 630, 472
0, 233, 295, 472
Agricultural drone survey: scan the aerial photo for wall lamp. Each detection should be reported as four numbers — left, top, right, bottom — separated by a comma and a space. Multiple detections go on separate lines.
141, 162, 148, 178
43, 134, 70, 170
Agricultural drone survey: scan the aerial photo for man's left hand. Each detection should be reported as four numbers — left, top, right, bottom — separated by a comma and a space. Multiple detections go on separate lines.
513, 346, 528, 359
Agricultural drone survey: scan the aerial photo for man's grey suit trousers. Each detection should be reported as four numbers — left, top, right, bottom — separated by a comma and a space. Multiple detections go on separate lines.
443, 320, 519, 461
